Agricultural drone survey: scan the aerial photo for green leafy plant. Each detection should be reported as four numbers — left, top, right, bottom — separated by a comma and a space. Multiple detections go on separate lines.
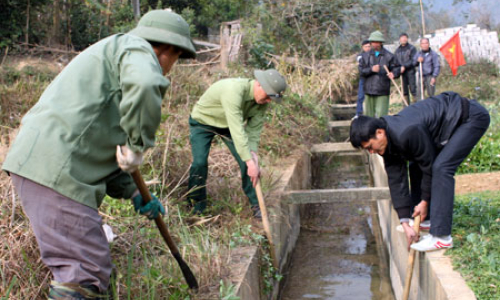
219, 279, 240, 300
449, 192, 500, 299
248, 39, 275, 69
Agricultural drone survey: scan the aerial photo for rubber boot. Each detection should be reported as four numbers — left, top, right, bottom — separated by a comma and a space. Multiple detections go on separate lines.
48, 281, 107, 300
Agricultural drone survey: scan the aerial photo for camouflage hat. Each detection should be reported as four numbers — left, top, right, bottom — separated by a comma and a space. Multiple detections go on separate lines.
129, 10, 196, 59
254, 69, 287, 103
368, 30, 385, 43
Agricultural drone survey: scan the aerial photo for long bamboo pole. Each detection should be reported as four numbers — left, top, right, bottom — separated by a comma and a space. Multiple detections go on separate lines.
383, 65, 409, 107
401, 77, 407, 106
420, 63, 424, 100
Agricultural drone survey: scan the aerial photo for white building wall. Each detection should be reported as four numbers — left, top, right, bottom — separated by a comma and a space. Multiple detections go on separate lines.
385, 24, 500, 70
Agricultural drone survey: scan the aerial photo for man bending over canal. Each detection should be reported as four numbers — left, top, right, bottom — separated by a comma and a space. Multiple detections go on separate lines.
349, 92, 489, 251
188, 69, 287, 218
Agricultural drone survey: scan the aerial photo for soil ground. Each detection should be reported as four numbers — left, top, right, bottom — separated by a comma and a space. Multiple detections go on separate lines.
455, 171, 500, 195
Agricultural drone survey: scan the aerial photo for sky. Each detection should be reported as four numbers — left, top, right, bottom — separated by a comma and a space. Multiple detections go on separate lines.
417, 0, 500, 26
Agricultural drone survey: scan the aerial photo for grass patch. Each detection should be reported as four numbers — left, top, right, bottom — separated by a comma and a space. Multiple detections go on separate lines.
449, 191, 500, 299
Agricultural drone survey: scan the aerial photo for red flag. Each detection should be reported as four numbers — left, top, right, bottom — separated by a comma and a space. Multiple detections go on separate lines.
440, 30, 466, 76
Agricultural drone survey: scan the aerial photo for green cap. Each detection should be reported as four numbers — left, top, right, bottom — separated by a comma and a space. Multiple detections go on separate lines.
129, 10, 196, 59
368, 30, 385, 43
254, 69, 287, 102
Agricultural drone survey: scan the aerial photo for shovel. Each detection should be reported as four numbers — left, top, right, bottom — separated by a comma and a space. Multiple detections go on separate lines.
402, 215, 421, 300
131, 170, 199, 290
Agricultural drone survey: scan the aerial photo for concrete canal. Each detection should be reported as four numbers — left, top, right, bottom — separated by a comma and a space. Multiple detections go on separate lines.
279, 105, 395, 300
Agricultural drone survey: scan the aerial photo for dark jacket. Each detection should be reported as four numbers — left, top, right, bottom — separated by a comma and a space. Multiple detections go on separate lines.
359, 47, 401, 96
413, 48, 440, 77
381, 92, 470, 217
395, 43, 417, 71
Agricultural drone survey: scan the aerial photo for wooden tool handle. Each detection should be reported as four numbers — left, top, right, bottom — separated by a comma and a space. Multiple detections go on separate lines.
402, 215, 421, 300
131, 170, 180, 255
413, 215, 422, 234
419, 62, 424, 100
130, 170, 199, 289
383, 65, 409, 106
255, 180, 279, 269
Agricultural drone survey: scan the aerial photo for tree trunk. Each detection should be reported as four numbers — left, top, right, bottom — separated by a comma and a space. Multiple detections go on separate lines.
25, 0, 30, 45
50, 0, 62, 47
132, 0, 140, 20
66, 0, 72, 50
106, 0, 112, 27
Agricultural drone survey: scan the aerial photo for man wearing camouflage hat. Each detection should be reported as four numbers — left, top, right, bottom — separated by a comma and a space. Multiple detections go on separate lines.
188, 69, 286, 218
2, 9, 195, 299
358, 30, 401, 117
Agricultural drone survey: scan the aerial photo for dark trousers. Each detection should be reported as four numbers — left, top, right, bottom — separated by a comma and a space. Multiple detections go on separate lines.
417, 74, 436, 100
408, 100, 490, 236
402, 69, 417, 103
356, 77, 365, 115
188, 117, 258, 211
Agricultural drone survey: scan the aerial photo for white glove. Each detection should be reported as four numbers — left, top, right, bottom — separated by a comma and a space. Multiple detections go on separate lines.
102, 224, 115, 243
116, 145, 143, 172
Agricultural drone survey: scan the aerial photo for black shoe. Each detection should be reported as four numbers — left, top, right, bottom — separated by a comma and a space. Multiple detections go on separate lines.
251, 205, 262, 219
187, 199, 207, 215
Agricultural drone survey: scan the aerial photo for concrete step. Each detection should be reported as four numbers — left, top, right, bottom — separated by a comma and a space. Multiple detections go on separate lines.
328, 120, 352, 142
328, 120, 351, 128
285, 187, 390, 204
330, 103, 357, 109
311, 142, 358, 153
330, 103, 357, 121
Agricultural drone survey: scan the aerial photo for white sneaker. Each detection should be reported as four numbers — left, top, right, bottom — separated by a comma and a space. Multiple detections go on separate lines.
411, 235, 453, 252
396, 219, 431, 233
420, 234, 432, 240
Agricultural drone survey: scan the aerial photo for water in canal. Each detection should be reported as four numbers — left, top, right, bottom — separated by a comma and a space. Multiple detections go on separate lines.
280, 153, 395, 300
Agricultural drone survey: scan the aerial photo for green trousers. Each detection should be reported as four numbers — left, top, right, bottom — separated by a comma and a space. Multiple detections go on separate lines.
364, 95, 389, 118
188, 117, 258, 212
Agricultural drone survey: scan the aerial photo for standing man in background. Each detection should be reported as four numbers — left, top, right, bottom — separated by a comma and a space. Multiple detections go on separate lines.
356, 40, 371, 117
188, 69, 287, 218
415, 38, 440, 99
395, 33, 417, 104
358, 30, 401, 118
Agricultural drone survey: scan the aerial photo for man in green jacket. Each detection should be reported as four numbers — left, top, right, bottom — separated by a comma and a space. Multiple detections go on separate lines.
188, 69, 287, 217
2, 10, 196, 299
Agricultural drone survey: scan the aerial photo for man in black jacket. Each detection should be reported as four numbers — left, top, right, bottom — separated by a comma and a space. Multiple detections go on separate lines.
359, 30, 401, 118
349, 92, 489, 251
395, 33, 417, 103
